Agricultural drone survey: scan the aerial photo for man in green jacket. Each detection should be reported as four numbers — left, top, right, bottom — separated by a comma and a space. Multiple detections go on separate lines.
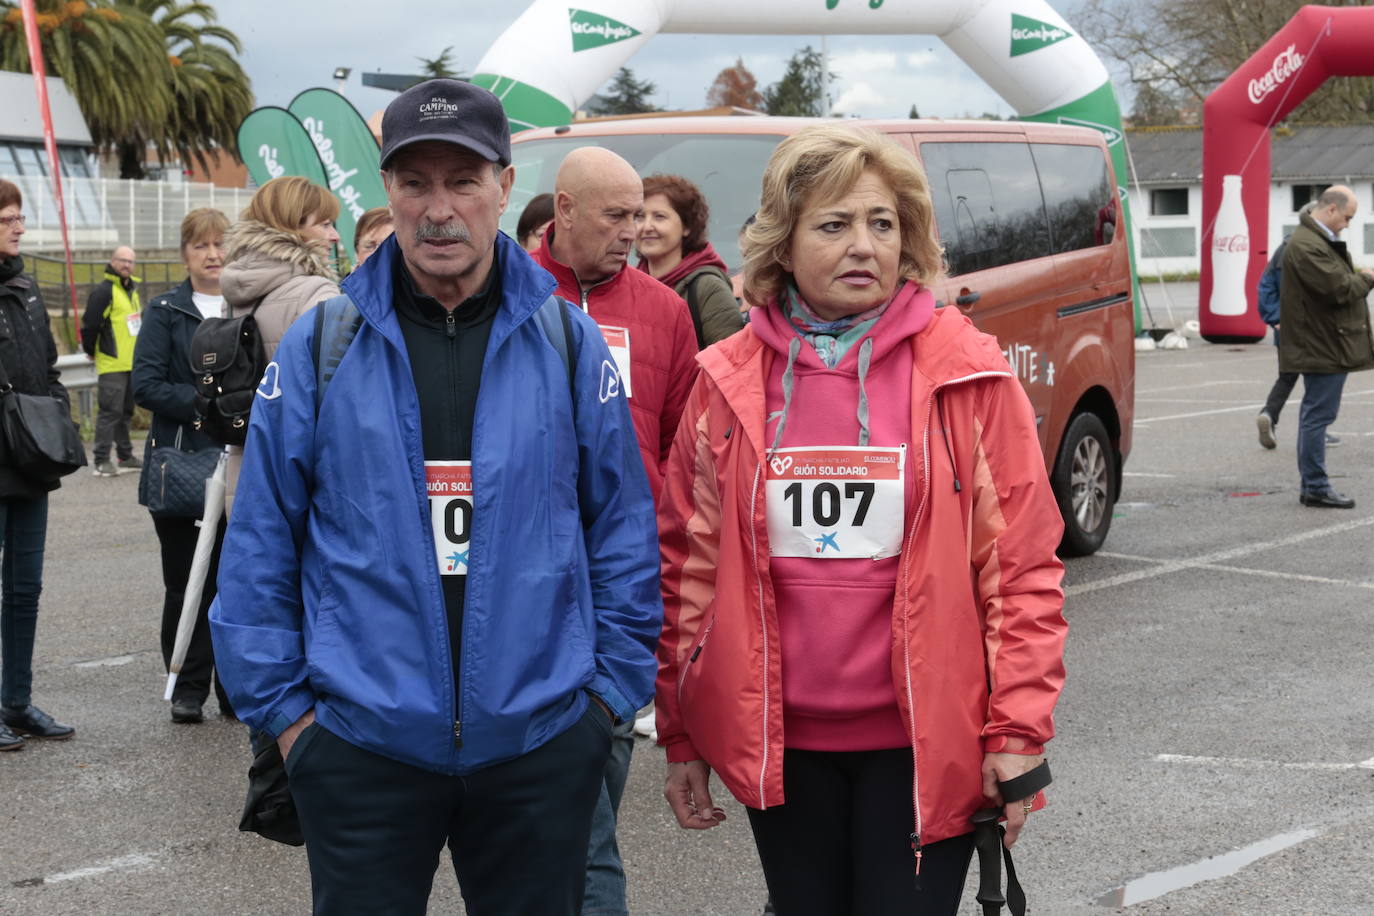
81, 245, 142, 477
1277, 186, 1374, 508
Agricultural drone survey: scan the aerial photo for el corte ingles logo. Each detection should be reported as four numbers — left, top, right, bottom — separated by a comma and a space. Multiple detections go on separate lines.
1010, 13, 1073, 57
569, 9, 641, 53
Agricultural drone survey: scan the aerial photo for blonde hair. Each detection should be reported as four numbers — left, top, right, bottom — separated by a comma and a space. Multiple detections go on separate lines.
743, 125, 943, 306
240, 176, 339, 240
180, 208, 229, 252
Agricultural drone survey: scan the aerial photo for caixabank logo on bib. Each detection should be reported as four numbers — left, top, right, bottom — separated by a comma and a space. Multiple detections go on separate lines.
569, 9, 641, 53
1010, 13, 1073, 57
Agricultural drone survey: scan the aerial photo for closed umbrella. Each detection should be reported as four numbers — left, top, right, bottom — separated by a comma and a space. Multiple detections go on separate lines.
163, 450, 227, 701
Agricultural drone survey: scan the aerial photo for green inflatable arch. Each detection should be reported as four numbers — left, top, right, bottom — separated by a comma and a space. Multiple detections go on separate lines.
475, 0, 1136, 323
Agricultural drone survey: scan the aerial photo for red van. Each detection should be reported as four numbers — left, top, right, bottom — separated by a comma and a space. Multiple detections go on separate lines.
506, 117, 1134, 555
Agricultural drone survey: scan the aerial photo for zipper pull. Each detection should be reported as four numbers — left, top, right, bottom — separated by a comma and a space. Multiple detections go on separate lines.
911, 833, 923, 887
453, 720, 462, 748
446, 312, 456, 339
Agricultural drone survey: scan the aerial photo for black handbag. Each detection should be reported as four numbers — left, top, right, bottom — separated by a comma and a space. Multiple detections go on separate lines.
138, 426, 220, 518
0, 359, 85, 483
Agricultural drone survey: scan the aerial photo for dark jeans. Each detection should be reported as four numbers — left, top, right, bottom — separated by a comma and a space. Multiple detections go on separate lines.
94, 370, 135, 463
1297, 372, 1347, 494
288, 702, 612, 916
1262, 372, 1299, 423
152, 514, 229, 710
746, 747, 975, 916
583, 721, 635, 915
0, 495, 49, 708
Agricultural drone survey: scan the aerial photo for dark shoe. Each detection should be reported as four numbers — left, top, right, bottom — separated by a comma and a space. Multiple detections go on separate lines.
92, 460, 117, 477
1, 704, 75, 739
0, 722, 24, 751
1326, 433, 1341, 447
1299, 490, 1355, 509
1257, 412, 1276, 449
171, 700, 204, 724
118, 455, 142, 470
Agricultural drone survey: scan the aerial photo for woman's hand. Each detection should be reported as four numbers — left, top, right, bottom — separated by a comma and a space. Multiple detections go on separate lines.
981, 751, 1045, 849
664, 759, 727, 830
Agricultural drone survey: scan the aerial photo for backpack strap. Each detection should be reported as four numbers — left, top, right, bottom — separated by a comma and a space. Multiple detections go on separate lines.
532, 294, 576, 393
683, 274, 707, 350
311, 295, 363, 412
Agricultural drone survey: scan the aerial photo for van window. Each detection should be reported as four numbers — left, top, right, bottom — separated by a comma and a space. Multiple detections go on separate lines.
1032, 143, 1115, 254
919, 141, 1051, 276
507, 133, 783, 269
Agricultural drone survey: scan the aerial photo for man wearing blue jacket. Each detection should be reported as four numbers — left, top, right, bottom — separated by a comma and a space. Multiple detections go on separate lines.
209, 79, 662, 915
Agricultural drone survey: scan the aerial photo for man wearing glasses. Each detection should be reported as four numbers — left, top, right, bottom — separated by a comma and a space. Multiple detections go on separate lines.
81, 245, 143, 477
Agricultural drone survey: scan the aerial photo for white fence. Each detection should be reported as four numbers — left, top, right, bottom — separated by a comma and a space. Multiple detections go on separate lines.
0, 173, 252, 252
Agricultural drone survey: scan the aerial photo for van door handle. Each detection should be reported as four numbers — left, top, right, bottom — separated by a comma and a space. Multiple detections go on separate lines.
955, 290, 981, 307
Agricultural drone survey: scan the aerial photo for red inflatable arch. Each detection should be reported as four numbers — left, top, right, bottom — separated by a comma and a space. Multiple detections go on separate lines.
1198, 4, 1374, 343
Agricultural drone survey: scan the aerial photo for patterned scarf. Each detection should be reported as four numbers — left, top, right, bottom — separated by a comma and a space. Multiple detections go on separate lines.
781, 282, 891, 369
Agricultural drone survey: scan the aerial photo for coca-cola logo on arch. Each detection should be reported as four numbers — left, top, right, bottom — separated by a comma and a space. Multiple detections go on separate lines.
1248, 45, 1305, 104
1213, 234, 1249, 254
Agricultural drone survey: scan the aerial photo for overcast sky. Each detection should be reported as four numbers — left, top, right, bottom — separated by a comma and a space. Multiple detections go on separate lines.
218, 1, 1101, 124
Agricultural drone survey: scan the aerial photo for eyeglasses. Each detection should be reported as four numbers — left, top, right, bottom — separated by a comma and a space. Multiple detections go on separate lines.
0, 214, 25, 228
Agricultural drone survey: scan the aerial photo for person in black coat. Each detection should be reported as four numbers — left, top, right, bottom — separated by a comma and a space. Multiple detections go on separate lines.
0, 179, 76, 750
131, 208, 233, 724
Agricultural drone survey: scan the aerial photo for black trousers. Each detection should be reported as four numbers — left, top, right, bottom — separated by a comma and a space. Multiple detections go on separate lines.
747, 748, 975, 916
152, 514, 229, 711
287, 703, 612, 916
1263, 371, 1299, 423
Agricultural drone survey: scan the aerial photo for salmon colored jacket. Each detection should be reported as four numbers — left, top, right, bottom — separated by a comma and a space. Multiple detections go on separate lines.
655, 293, 1068, 847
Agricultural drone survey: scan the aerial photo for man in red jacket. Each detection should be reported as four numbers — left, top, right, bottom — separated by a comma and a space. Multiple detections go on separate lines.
533, 147, 698, 501
532, 147, 698, 915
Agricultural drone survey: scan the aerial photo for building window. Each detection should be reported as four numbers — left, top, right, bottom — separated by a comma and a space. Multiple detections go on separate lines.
1291, 184, 1328, 211
1139, 226, 1196, 258
1149, 188, 1188, 216
1365, 223, 1374, 256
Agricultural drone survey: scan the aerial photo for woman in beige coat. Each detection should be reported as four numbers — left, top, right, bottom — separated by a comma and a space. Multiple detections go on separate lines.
220, 176, 341, 513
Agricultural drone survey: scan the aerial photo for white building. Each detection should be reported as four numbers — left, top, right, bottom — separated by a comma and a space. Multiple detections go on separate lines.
1127, 124, 1374, 276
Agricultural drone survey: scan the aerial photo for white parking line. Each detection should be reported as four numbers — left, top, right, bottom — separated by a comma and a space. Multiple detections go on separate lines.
1154, 753, 1374, 772
1096, 827, 1320, 907
1122, 472, 1175, 478
73, 654, 135, 668
1137, 379, 1254, 395
1134, 387, 1374, 424
37, 856, 157, 884
1068, 517, 1374, 596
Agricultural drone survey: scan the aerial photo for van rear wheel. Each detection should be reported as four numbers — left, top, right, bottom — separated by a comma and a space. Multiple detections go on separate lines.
1052, 412, 1116, 556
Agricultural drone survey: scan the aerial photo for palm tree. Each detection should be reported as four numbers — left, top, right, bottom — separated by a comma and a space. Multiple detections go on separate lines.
1, 1, 252, 179
414, 46, 463, 83
121, 0, 253, 179
0, 1, 175, 175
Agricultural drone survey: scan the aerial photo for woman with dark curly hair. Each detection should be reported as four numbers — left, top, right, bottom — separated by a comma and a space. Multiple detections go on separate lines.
637, 174, 743, 348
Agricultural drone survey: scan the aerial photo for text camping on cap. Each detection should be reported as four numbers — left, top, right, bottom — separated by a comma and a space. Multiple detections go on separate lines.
380, 79, 512, 169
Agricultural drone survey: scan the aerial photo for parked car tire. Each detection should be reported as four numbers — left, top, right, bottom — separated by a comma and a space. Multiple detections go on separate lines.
1053, 411, 1116, 556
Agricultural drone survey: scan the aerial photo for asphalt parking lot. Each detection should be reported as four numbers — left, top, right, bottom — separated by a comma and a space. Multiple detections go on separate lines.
4, 292, 1372, 915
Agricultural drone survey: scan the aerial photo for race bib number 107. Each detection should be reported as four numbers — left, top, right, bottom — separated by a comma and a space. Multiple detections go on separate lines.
765, 446, 906, 560
425, 461, 472, 576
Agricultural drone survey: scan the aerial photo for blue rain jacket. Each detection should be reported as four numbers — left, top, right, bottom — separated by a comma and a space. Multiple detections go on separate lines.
209, 233, 662, 774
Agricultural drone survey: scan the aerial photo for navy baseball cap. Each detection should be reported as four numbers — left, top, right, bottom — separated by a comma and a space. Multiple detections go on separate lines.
380, 79, 512, 169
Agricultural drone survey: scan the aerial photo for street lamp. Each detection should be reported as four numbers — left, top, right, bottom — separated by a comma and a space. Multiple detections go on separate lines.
333, 67, 352, 95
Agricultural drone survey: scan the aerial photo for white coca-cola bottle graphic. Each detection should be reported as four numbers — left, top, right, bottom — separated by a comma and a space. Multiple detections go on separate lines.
1209, 174, 1250, 316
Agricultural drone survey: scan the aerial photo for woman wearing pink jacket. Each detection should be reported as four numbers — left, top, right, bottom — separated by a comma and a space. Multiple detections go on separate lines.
655, 124, 1067, 914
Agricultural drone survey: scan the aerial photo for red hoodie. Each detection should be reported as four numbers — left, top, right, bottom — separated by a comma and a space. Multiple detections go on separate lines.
532, 230, 698, 499
748, 286, 933, 751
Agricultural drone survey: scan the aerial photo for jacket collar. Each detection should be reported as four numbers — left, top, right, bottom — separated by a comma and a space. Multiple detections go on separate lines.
700, 291, 1010, 457
104, 268, 138, 290
342, 231, 557, 354
1300, 209, 1342, 246
155, 279, 202, 319
535, 227, 627, 304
